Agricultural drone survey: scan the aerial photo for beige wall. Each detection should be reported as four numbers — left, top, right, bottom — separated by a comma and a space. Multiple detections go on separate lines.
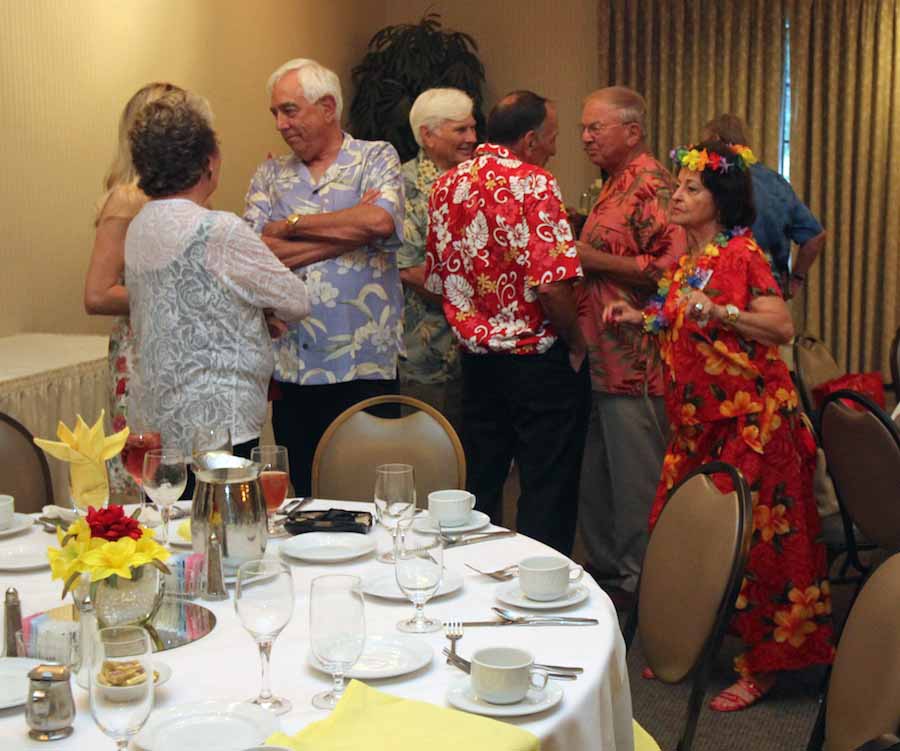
0, 0, 385, 338
384, 0, 602, 200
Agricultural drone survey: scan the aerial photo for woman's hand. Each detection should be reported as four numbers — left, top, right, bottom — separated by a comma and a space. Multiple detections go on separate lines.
602, 300, 642, 326
264, 310, 289, 339
678, 290, 720, 322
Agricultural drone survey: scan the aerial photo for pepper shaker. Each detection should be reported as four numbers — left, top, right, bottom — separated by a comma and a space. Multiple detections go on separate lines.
4, 587, 22, 657
201, 529, 228, 601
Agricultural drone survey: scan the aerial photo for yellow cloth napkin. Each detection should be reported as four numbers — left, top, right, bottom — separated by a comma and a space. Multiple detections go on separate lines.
267, 680, 539, 751
33, 411, 129, 509
176, 520, 192, 542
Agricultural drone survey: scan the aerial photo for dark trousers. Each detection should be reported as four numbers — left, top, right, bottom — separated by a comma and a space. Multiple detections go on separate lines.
462, 342, 591, 555
272, 379, 399, 496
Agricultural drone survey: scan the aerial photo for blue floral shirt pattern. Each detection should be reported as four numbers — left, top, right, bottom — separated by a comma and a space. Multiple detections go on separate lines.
244, 134, 406, 385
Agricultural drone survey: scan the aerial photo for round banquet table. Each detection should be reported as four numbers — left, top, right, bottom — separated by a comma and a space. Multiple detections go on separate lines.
0, 500, 634, 751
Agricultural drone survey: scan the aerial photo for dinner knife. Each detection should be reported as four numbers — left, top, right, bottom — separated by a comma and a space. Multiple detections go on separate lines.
444, 530, 517, 548
460, 618, 598, 627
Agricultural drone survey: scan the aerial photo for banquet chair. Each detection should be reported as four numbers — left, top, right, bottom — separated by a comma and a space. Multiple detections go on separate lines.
623, 461, 752, 751
819, 390, 900, 581
889, 326, 900, 404
793, 333, 844, 432
806, 551, 900, 751
0, 411, 54, 513
311, 394, 465, 504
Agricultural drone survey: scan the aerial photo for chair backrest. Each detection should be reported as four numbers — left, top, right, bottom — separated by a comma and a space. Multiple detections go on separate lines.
794, 334, 844, 418
820, 390, 900, 551
0, 412, 54, 513
638, 462, 752, 683
311, 394, 466, 504
824, 551, 900, 751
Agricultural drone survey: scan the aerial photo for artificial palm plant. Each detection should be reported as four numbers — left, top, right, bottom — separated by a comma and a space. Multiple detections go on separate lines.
348, 13, 486, 162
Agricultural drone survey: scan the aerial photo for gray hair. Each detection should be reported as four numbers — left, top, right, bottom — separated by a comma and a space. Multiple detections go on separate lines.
409, 88, 474, 147
266, 58, 343, 119
585, 86, 647, 133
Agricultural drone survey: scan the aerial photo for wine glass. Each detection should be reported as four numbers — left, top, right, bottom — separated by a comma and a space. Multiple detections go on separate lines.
192, 426, 232, 468
234, 559, 294, 715
373, 463, 417, 563
89, 626, 153, 750
120, 424, 161, 493
394, 526, 443, 633
142, 449, 187, 545
309, 575, 365, 710
251, 445, 291, 533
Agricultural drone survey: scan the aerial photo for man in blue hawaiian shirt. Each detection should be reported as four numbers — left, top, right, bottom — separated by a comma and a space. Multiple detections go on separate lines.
244, 58, 405, 495
398, 88, 477, 432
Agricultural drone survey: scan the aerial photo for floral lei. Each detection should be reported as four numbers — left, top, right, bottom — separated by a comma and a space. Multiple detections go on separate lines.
670, 143, 757, 174
642, 227, 749, 334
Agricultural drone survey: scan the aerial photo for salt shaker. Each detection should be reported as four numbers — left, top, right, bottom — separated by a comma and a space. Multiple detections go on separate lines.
25, 664, 75, 741
3, 587, 22, 657
201, 529, 228, 601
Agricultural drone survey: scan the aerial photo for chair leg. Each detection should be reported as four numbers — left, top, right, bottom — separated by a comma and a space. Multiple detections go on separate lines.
806, 692, 827, 750
677, 669, 707, 751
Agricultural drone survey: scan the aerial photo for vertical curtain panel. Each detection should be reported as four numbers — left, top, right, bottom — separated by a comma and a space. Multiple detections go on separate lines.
790, 0, 900, 373
598, 0, 788, 166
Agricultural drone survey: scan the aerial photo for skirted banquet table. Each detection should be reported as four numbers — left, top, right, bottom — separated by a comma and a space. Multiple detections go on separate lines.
0, 500, 634, 750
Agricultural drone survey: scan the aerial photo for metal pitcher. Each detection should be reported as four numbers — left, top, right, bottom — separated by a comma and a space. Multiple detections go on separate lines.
191, 455, 266, 576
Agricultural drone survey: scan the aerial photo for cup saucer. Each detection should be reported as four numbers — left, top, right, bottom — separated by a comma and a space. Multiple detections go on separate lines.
446, 676, 563, 717
496, 581, 589, 610
412, 510, 490, 535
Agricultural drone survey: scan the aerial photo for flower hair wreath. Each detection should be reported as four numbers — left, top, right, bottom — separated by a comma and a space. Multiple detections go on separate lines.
670, 143, 757, 174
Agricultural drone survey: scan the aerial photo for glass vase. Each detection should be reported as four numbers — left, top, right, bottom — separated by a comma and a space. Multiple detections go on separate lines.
91, 566, 165, 629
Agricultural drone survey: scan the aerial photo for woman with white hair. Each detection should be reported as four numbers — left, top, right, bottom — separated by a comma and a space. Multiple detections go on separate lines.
398, 87, 477, 430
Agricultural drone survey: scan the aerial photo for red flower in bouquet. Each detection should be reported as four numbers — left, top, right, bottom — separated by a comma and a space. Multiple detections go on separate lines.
86, 504, 142, 541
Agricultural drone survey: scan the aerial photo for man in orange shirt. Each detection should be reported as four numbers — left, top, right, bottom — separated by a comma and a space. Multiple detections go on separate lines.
576, 87, 685, 603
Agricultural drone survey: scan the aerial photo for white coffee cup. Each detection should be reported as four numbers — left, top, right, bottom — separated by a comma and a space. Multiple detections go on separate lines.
0, 495, 14, 530
427, 489, 475, 528
518, 555, 583, 601
471, 646, 549, 704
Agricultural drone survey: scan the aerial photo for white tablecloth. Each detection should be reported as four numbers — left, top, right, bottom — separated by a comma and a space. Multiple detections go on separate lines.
0, 501, 634, 750
0, 334, 110, 506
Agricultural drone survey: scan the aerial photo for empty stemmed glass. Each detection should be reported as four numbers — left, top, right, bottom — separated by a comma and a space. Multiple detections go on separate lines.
309, 574, 365, 710
142, 449, 187, 544
394, 526, 444, 633
373, 463, 417, 563
234, 559, 295, 715
192, 426, 232, 467
89, 626, 154, 750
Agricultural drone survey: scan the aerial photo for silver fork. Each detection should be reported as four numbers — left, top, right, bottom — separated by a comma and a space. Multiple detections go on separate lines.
442, 648, 578, 681
464, 563, 518, 581
443, 620, 464, 663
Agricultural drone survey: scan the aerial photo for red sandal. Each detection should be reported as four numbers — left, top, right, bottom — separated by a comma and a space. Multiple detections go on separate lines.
642, 667, 656, 680
708, 677, 771, 712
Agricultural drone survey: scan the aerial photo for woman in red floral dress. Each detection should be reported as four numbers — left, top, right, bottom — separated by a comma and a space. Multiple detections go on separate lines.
605, 141, 834, 712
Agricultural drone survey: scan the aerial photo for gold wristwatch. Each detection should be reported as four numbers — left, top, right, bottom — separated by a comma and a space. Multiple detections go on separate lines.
724, 304, 740, 325
285, 213, 303, 234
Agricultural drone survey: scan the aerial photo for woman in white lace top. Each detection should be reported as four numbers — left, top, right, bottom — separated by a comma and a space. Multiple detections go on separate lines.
124, 90, 309, 456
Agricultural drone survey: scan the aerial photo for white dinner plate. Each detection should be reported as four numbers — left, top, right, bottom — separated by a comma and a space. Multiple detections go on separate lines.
412, 510, 490, 535
362, 570, 464, 601
0, 514, 34, 539
0, 658, 43, 709
281, 532, 375, 563
308, 634, 433, 679
77, 661, 173, 696
496, 581, 589, 610
446, 676, 563, 717
0, 541, 49, 571
135, 700, 279, 751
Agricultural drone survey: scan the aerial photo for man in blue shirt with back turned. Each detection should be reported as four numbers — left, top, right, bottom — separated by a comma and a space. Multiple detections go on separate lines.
703, 113, 826, 299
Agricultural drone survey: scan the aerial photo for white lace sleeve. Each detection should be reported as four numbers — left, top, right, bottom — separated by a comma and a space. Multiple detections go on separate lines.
206, 213, 310, 322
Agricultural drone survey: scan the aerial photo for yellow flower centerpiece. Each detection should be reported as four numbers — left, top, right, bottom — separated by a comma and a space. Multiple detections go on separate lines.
34, 410, 129, 510
49, 505, 170, 628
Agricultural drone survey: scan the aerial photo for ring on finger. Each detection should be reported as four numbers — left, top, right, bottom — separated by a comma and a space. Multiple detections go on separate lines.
693, 302, 704, 314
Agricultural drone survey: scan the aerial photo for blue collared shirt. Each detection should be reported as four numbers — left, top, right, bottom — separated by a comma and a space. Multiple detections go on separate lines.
244, 134, 405, 385
750, 163, 823, 282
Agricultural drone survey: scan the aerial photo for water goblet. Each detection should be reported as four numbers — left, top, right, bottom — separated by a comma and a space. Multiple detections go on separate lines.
234, 559, 295, 715
89, 626, 153, 751
394, 527, 443, 633
191, 426, 232, 467
309, 574, 365, 710
251, 445, 291, 534
373, 463, 417, 563
142, 449, 187, 545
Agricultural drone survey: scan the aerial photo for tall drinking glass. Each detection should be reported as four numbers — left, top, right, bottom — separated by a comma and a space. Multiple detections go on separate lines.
394, 527, 443, 633
191, 427, 232, 467
121, 428, 162, 490
89, 626, 153, 750
309, 575, 365, 710
251, 445, 290, 534
234, 559, 295, 715
142, 449, 187, 545
373, 463, 416, 563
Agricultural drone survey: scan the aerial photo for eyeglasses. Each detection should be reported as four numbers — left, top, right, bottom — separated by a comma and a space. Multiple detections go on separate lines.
580, 120, 635, 136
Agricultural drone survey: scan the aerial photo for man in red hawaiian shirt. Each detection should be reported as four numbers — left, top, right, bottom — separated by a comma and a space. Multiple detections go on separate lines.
576, 86, 685, 602
425, 91, 589, 554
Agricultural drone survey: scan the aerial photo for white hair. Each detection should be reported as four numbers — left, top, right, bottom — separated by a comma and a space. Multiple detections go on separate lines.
409, 88, 474, 147
266, 58, 343, 119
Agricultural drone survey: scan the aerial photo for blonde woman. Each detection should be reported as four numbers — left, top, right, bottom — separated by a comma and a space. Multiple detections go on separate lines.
84, 82, 180, 499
